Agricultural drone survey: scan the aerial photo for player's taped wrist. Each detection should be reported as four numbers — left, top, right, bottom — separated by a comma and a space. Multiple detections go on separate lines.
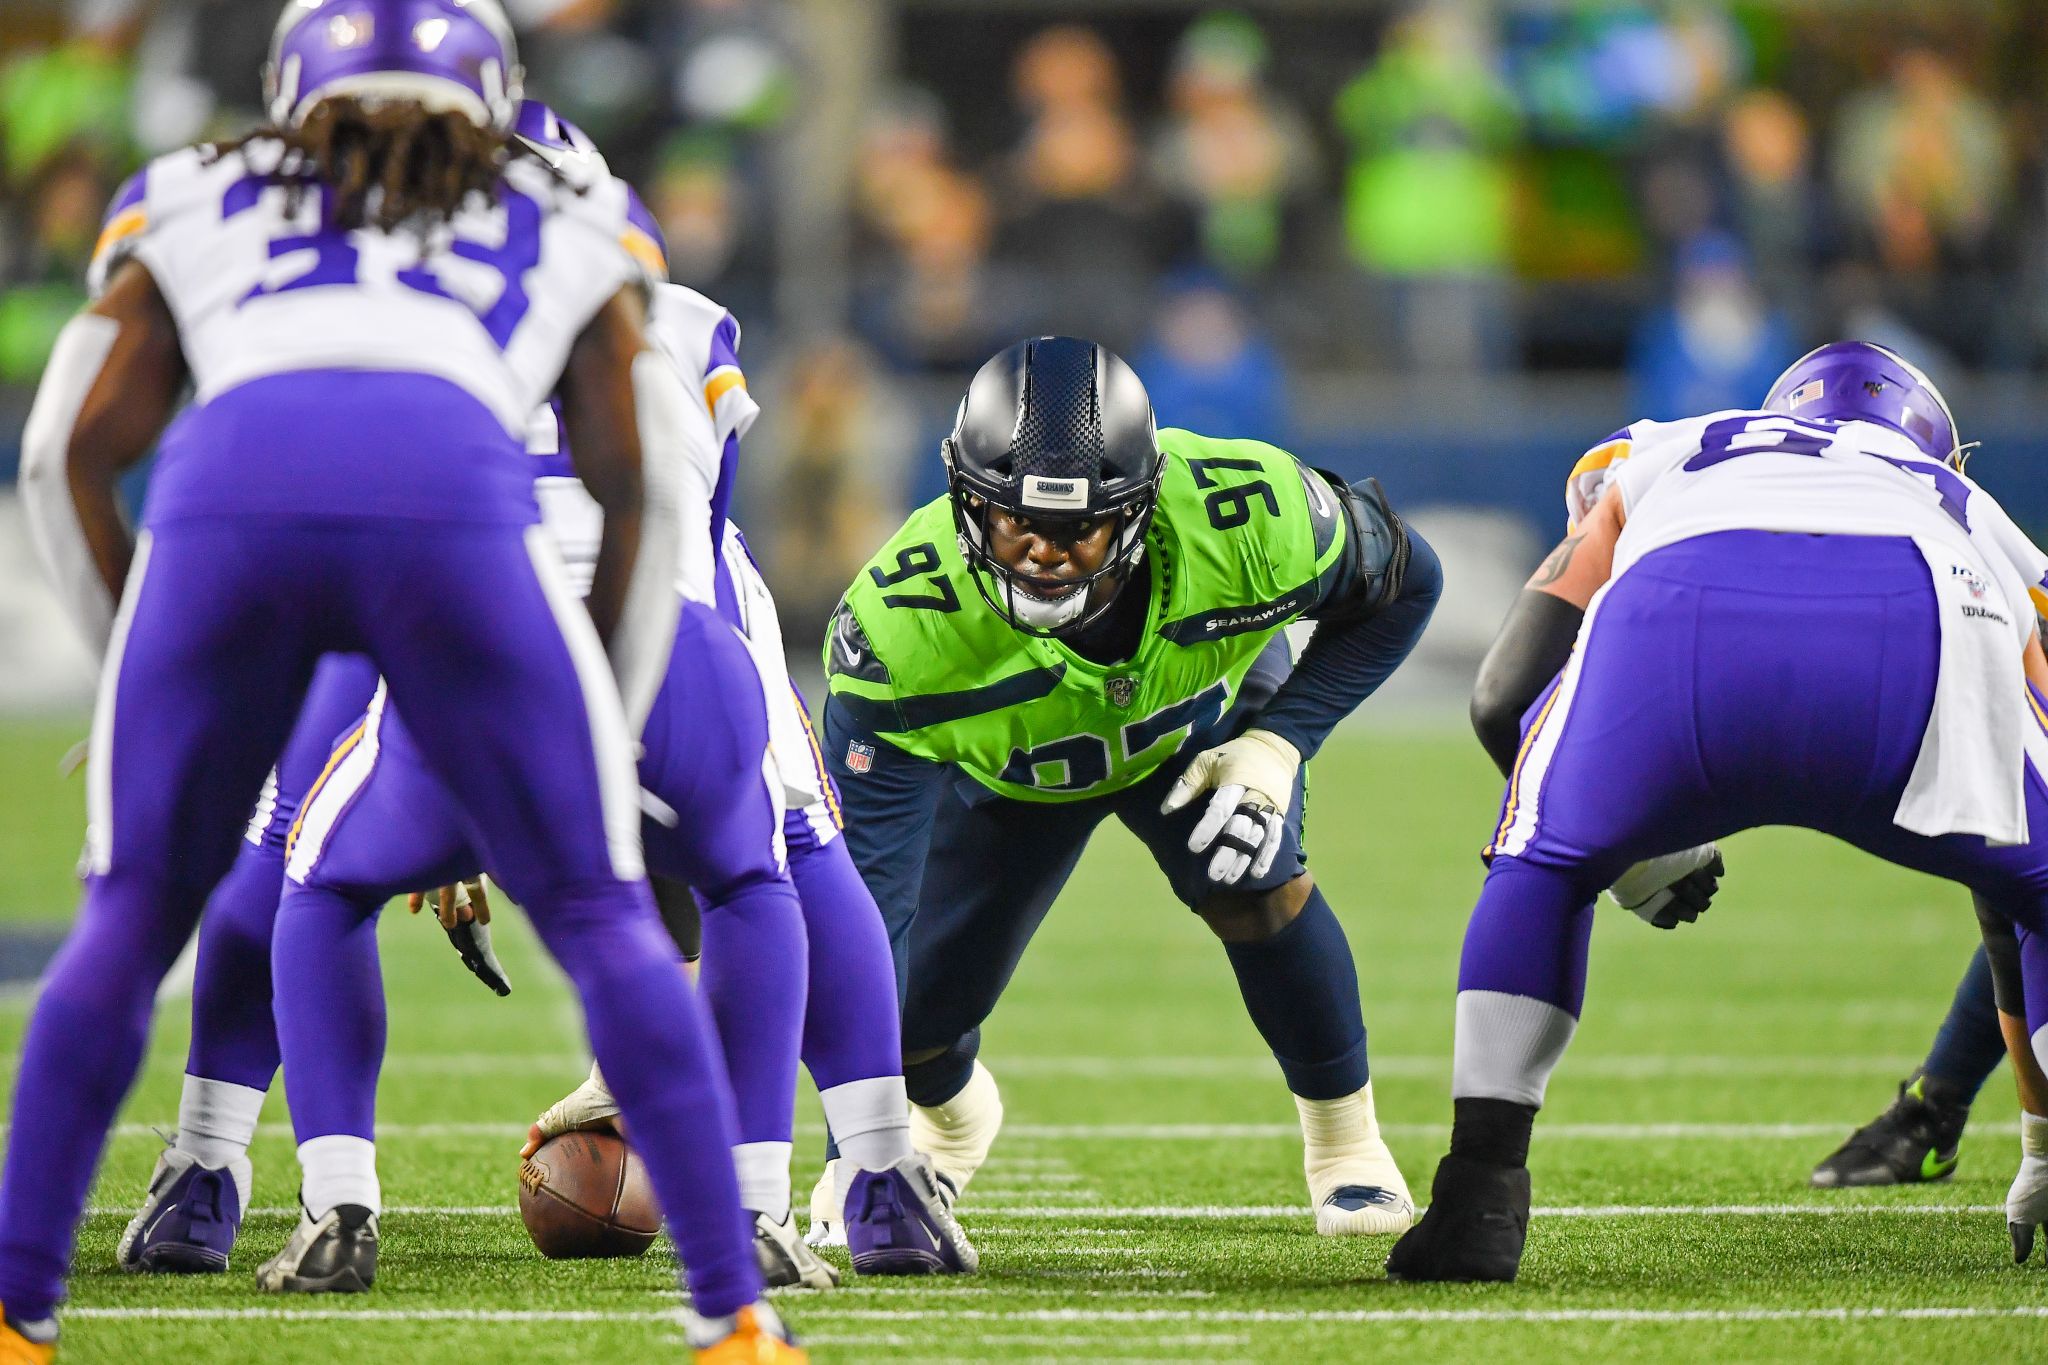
1163, 728, 1302, 885
2024, 1110, 2048, 1160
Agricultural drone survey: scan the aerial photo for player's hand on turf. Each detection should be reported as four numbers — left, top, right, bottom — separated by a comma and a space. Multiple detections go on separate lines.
1607, 844, 1723, 930
521, 1063, 622, 1159
2008, 1113, 2048, 1265
409, 879, 511, 996
1162, 728, 1301, 886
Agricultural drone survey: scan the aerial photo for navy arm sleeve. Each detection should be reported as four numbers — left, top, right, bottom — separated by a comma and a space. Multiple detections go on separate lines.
1256, 523, 1442, 759
820, 694, 948, 983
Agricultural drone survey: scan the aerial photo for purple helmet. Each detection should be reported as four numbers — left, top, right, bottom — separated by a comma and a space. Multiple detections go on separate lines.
1763, 341, 1960, 467
265, 0, 523, 132
513, 98, 667, 279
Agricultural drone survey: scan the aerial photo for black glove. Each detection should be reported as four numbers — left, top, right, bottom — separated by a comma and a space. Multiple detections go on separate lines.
445, 918, 511, 996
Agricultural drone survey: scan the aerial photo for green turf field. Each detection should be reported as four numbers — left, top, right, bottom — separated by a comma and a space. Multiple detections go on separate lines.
3, 720, 2044, 1362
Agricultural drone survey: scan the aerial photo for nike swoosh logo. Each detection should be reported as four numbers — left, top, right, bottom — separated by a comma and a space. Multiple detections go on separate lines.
1922, 1149, 1960, 1180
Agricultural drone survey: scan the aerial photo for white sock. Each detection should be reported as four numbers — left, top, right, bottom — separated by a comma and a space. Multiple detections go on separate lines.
298, 1135, 380, 1219
732, 1141, 793, 1222
175, 1075, 265, 1169
820, 1076, 914, 1173
1452, 989, 1578, 1107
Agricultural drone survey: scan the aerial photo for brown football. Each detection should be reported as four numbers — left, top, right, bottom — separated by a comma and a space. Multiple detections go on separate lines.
518, 1131, 662, 1259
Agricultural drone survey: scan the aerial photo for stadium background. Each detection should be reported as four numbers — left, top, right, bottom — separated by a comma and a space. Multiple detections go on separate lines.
5, 2, 2048, 1360
5, 0, 2048, 705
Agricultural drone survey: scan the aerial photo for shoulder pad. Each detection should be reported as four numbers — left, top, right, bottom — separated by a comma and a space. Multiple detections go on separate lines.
1563, 427, 1633, 532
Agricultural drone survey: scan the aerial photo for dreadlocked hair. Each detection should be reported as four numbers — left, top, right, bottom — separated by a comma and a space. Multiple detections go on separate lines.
216, 98, 512, 232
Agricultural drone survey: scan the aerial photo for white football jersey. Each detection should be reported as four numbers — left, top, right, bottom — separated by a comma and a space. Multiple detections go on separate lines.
1602, 410, 2048, 650
530, 281, 756, 602
89, 142, 637, 434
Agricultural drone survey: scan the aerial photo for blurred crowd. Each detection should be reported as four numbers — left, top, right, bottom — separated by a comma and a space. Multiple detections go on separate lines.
4, 0, 2048, 639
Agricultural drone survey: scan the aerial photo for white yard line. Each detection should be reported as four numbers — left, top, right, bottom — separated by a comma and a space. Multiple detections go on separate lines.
84, 1201, 2006, 1220
63, 1305, 2048, 1326
84, 1119, 1963, 1142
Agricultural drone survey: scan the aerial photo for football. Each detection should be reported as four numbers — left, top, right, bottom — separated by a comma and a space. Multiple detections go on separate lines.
517, 1131, 662, 1259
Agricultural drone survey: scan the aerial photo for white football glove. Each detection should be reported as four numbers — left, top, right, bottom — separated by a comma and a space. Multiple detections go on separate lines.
2008, 1112, 2048, 1265
1161, 728, 1301, 886
521, 1061, 620, 1158
1608, 843, 1724, 930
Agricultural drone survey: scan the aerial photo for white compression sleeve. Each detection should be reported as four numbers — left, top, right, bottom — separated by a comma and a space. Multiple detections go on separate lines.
20, 313, 121, 662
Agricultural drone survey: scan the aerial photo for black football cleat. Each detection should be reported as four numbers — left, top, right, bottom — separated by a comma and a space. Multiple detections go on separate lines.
1810, 1072, 1969, 1189
1385, 1154, 1530, 1283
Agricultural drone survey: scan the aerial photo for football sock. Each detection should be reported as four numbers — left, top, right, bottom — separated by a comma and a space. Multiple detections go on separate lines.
185, 839, 288, 1090
175, 1075, 265, 1169
732, 1141, 793, 1222
791, 836, 905, 1091
298, 1135, 379, 1218
697, 878, 807, 1150
1452, 989, 1578, 1108
821, 1076, 915, 1173
1222, 886, 1369, 1099
1448, 1097, 1537, 1170
904, 1030, 981, 1108
1920, 943, 2003, 1103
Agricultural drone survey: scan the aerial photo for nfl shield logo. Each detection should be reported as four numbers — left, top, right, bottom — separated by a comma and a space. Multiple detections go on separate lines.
845, 739, 875, 774
1106, 676, 1137, 708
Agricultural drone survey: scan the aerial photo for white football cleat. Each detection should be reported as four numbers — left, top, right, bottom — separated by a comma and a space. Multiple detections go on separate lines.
753, 1207, 840, 1289
908, 1060, 1003, 1196
804, 1160, 847, 1249
1298, 1082, 1415, 1236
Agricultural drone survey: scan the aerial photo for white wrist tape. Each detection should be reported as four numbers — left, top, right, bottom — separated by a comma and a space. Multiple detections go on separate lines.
21, 313, 121, 662
2023, 1111, 2048, 1160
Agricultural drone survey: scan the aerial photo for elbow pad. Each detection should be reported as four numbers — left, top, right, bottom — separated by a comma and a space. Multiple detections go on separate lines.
1313, 471, 1412, 625
21, 313, 122, 662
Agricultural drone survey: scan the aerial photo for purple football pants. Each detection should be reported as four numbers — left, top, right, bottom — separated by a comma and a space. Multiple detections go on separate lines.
279, 600, 806, 1163
184, 653, 380, 1091
1463, 530, 2048, 1049
0, 372, 759, 1321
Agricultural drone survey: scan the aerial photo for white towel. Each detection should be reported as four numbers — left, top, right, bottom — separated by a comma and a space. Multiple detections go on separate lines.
1894, 534, 2035, 845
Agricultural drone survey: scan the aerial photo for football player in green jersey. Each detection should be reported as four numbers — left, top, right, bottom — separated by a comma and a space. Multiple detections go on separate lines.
810, 336, 1444, 1241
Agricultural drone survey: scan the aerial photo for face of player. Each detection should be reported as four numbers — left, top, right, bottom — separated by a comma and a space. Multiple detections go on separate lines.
985, 506, 1124, 608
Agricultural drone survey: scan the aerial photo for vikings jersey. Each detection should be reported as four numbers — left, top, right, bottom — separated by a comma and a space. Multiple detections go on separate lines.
88, 141, 637, 436
529, 281, 756, 602
825, 430, 1348, 804
1591, 411, 2048, 647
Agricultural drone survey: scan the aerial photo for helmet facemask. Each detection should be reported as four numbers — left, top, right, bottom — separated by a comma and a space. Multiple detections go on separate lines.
947, 451, 1160, 638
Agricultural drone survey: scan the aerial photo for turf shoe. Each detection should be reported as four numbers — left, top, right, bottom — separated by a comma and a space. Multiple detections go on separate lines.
908, 1060, 1002, 1195
803, 1160, 846, 1249
1384, 1154, 1531, 1283
0, 1309, 55, 1364
684, 1301, 807, 1363
116, 1144, 251, 1273
753, 1208, 840, 1289
1809, 1072, 1969, 1188
254, 1200, 378, 1294
843, 1154, 979, 1276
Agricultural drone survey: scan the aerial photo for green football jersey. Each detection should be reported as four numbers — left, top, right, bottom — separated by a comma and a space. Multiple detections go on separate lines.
824, 428, 1348, 804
